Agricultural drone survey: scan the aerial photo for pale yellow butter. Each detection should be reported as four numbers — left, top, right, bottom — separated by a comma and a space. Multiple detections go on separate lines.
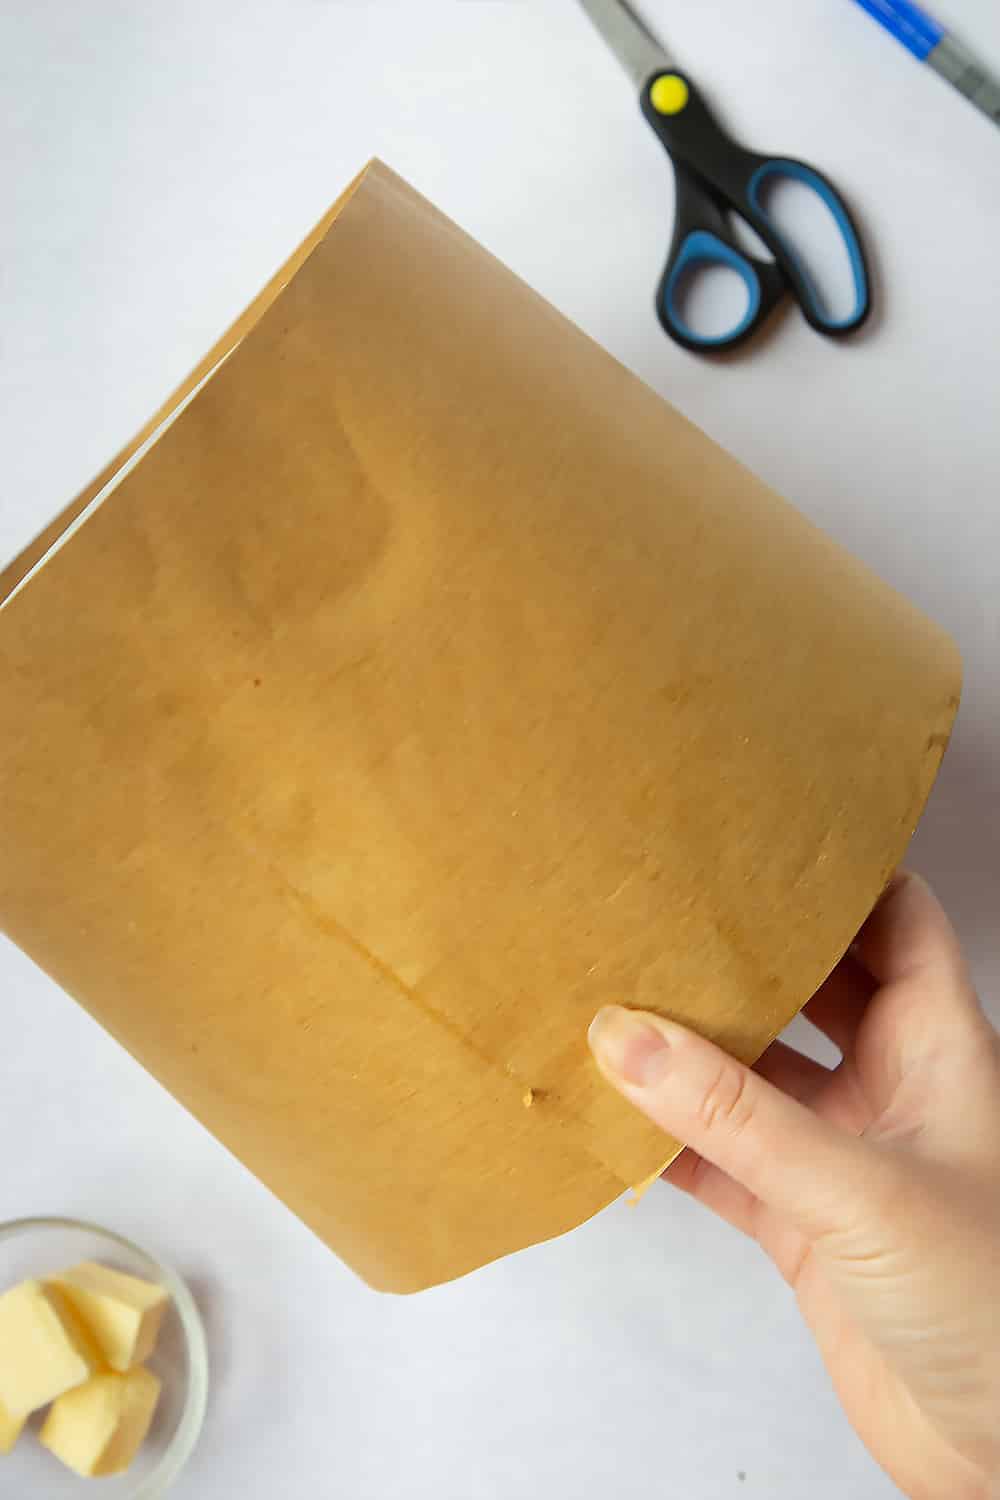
0, 1281, 99, 1418
40, 1367, 161, 1477
0, 1396, 25, 1455
49, 1262, 168, 1373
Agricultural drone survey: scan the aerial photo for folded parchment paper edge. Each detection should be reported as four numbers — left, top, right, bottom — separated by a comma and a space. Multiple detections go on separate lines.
0, 162, 373, 609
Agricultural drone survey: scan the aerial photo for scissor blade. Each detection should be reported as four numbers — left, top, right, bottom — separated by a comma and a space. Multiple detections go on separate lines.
577, 0, 674, 88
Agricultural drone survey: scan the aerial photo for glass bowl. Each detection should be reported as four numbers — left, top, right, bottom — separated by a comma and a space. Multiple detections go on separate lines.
0, 1218, 207, 1498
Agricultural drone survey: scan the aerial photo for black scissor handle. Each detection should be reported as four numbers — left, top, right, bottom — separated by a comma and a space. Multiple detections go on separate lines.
640, 71, 872, 352
657, 158, 788, 353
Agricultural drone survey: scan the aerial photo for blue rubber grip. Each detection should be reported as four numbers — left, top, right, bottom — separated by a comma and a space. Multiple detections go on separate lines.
850, 0, 945, 60
663, 230, 761, 348
747, 162, 868, 331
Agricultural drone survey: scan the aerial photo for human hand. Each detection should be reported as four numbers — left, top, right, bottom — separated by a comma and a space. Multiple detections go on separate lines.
588, 873, 1000, 1500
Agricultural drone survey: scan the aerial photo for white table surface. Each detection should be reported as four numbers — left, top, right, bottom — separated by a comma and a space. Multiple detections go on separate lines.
2, 3, 998, 1497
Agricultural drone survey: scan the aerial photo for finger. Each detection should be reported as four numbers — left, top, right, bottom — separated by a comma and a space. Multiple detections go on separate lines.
809, 1064, 874, 1135
753, 1043, 872, 1134
855, 870, 971, 997
590, 1006, 884, 1241
666, 1040, 844, 1214
664, 1149, 818, 1287
755, 1039, 873, 1134
753, 1039, 831, 1103
802, 954, 875, 1058
851, 872, 989, 1094
666, 1046, 870, 1285
663, 1149, 759, 1237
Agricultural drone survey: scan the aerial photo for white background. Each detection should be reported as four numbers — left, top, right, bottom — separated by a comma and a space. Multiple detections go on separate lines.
2, 2, 998, 1497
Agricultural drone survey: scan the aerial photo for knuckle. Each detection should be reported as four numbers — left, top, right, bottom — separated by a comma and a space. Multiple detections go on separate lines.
695, 1058, 756, 1138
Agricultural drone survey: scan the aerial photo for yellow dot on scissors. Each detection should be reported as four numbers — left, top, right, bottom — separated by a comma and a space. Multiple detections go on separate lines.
649, 74, 690, 115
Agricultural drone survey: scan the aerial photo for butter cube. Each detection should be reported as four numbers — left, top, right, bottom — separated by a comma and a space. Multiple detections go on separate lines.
49, 1262, 168, 1373
0, 1281, 100, 1418
0, 1397, 25, 1455
40, 1368, 161, 1478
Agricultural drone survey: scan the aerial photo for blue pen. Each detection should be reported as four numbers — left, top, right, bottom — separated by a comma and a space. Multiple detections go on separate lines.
851, 0, 1000, 127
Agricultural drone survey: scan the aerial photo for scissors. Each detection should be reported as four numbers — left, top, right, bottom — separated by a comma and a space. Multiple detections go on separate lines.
578, 0, 872, 352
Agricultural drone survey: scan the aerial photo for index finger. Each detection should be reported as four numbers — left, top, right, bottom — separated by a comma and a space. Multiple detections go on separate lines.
855, 871, 972, 995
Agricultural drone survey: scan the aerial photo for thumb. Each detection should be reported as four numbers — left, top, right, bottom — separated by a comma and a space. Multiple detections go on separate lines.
589, 1006, 884, 1242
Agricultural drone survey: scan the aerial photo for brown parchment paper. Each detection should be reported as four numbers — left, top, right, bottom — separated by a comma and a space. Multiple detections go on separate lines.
0, 161, 960, 1293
